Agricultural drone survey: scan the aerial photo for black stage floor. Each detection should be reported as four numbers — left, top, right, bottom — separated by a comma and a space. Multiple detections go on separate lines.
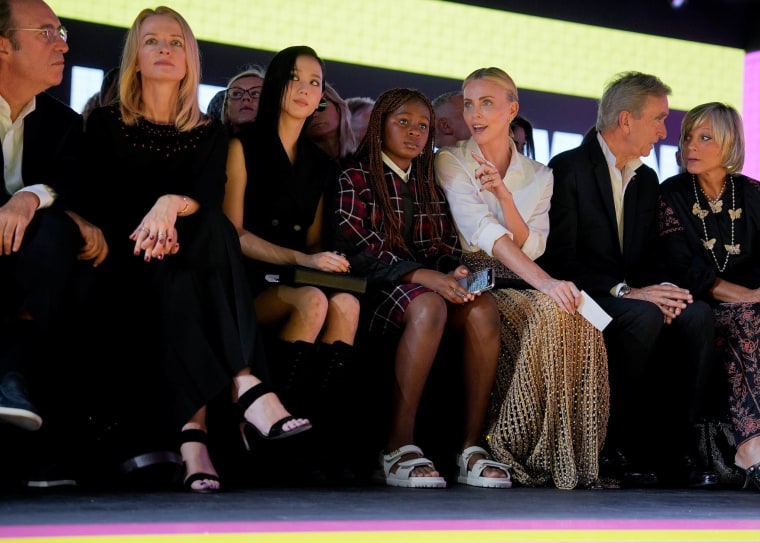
1, 484, 759, 543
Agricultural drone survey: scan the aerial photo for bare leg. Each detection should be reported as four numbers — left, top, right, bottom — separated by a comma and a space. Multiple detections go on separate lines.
735, 435, 760, 469
449, 293, 506, 479
233, 369, 310, 434
385, 292, 447, 478
320, 292, 361, 345
180, 406, 220, 492
255, 285, 328, 343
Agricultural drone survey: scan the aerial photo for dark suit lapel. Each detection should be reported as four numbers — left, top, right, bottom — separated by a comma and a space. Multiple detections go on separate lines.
585, 133, 620, 243
21, 101, 42, 183
622, 172, 641, 262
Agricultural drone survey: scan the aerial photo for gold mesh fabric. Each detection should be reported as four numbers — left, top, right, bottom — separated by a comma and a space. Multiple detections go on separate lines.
463, 251, 610, 489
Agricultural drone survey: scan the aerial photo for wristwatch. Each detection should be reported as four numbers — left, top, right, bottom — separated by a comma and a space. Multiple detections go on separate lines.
617, 284, 631, 298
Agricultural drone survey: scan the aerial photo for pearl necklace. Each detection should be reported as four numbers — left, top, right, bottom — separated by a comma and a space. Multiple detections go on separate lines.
691, 174, 741, 272
700, 179, 726, 213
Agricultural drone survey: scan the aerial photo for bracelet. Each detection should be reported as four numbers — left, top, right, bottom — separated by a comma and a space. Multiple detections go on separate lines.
178, 196, 189, 216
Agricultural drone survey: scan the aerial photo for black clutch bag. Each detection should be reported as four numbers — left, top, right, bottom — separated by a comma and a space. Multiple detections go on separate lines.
270, 266, 367, 294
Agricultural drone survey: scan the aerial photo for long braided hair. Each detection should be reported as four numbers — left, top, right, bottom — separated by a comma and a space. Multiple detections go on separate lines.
356, 88, 442, 255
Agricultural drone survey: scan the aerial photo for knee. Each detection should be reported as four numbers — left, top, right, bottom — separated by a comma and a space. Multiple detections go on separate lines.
469, 294, 500, 339
636, 303, 666, 337
293, 286, 329, 321
328, 292, 361, 322
406, 293, 448, 332
680, 300, 714, 330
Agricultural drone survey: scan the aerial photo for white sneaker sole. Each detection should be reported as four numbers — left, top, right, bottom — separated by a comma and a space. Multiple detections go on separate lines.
0, 406, 42, 431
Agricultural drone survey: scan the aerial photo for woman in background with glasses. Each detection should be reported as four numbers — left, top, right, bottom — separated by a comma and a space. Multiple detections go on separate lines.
222, 65, 265, 135
223, 46, 360, 480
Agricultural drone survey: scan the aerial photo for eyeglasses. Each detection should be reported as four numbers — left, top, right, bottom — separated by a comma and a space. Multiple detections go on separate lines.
8, 25, 68, 43
227, 87, 261, 101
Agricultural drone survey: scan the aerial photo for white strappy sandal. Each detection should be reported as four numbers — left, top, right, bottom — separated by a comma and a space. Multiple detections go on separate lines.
381, 445, 447, 488
456, 445, 512, 488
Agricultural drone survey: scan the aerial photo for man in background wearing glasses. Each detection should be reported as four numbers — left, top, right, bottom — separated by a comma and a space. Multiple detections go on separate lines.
0, 0, 106, 487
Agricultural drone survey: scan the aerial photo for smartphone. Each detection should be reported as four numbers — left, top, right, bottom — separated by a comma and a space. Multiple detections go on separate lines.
458, 267, 495, 294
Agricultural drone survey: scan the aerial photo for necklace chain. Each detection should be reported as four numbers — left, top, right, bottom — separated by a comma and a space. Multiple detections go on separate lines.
691, 174, 740, 273
700, 179, 726, 213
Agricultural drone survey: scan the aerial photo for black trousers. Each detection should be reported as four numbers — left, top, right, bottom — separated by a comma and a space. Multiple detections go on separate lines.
0, 208, 82, 375
597, 296, 715, 462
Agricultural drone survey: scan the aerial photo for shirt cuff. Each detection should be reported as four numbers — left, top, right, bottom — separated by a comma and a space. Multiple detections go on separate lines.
18, 184, 57, 209
479, 223, 513, 256
611, 282, 626, 297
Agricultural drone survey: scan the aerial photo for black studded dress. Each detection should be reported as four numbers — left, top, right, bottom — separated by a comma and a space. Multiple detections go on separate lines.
82, 105, 268, 430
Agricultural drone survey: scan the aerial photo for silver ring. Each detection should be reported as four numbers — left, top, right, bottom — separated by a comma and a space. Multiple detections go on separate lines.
139, 226, 147, 232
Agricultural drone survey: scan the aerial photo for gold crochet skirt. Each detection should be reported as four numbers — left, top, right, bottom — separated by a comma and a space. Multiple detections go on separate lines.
463, 251, 610, 489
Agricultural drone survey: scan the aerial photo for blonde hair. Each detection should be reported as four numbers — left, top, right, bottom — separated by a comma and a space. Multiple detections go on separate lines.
322, 82, 357, 159
680, 102, 744, 174
462, 67, 518, 102
222, 64, 265, 125
118, 6, 204, 131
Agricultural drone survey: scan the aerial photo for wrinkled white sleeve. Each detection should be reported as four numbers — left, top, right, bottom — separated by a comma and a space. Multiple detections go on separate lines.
517, 164, 553, 261
435, 148, 512, 257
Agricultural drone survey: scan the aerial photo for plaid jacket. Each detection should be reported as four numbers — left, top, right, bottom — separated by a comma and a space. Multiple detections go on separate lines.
332, 158, 461, 288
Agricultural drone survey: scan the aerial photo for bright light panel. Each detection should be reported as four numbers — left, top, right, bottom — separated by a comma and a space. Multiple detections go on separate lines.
49, 0, 743, 112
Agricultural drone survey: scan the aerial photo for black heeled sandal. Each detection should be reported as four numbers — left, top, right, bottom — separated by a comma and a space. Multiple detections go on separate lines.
180, 429, 220, 494
237, 382, 312, 450
742, 461, 760, 491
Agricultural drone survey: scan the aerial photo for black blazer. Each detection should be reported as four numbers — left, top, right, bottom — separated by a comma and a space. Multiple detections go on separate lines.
0, 92, 83, 209
539, 129, 661, 298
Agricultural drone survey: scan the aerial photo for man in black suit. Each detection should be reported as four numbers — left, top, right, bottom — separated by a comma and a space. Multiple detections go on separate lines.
0, 0, 106, 447
540, 72, 716, 487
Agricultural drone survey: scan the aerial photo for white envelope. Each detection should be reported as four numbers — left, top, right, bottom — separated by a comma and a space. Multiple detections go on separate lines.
577, 290, 612, 331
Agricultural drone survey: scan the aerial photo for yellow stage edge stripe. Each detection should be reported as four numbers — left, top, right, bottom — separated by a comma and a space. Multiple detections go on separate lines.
4, 529, 760, 543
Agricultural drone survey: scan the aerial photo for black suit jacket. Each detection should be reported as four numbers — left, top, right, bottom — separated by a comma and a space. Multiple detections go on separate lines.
539, 129, 661, 298
1, 92, 83, 209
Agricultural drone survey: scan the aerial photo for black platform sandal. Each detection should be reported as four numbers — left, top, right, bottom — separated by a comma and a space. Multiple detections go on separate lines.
742, 461, 760, 491
237, 382, 312, 450
180, 429, 220, 494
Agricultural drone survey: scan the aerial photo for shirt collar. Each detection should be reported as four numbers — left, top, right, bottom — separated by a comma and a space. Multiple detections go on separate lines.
596, 131, 642, 177
0, 93, 36, 129
381, 151, 411, 183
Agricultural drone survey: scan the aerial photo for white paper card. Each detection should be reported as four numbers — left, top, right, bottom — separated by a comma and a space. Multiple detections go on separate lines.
577, 290, 612, 331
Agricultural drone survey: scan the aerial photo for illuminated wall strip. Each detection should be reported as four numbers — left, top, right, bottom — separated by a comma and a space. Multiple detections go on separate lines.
743, 51, 760, 180
48, 0, 743, 112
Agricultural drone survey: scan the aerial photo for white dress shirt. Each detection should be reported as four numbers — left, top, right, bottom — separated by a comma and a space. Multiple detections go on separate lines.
0, 94, 55, 208
435, 137, 553, 261
596, 132, 641, 251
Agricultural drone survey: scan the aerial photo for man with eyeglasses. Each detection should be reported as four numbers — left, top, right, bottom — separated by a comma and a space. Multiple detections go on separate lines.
0, 0, 107, 486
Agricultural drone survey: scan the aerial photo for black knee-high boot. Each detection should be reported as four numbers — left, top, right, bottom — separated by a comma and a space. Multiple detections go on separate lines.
270, 339, 317, 414
310, 341, 356, 482
316, 341, 355, 401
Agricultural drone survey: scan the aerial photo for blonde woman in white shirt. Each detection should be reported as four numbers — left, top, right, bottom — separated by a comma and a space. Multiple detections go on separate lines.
435, 67, 610, 489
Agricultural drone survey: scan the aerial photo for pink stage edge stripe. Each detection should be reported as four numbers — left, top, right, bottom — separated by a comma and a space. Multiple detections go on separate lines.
744, 50, 760, 180
2, 519, 760, 537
